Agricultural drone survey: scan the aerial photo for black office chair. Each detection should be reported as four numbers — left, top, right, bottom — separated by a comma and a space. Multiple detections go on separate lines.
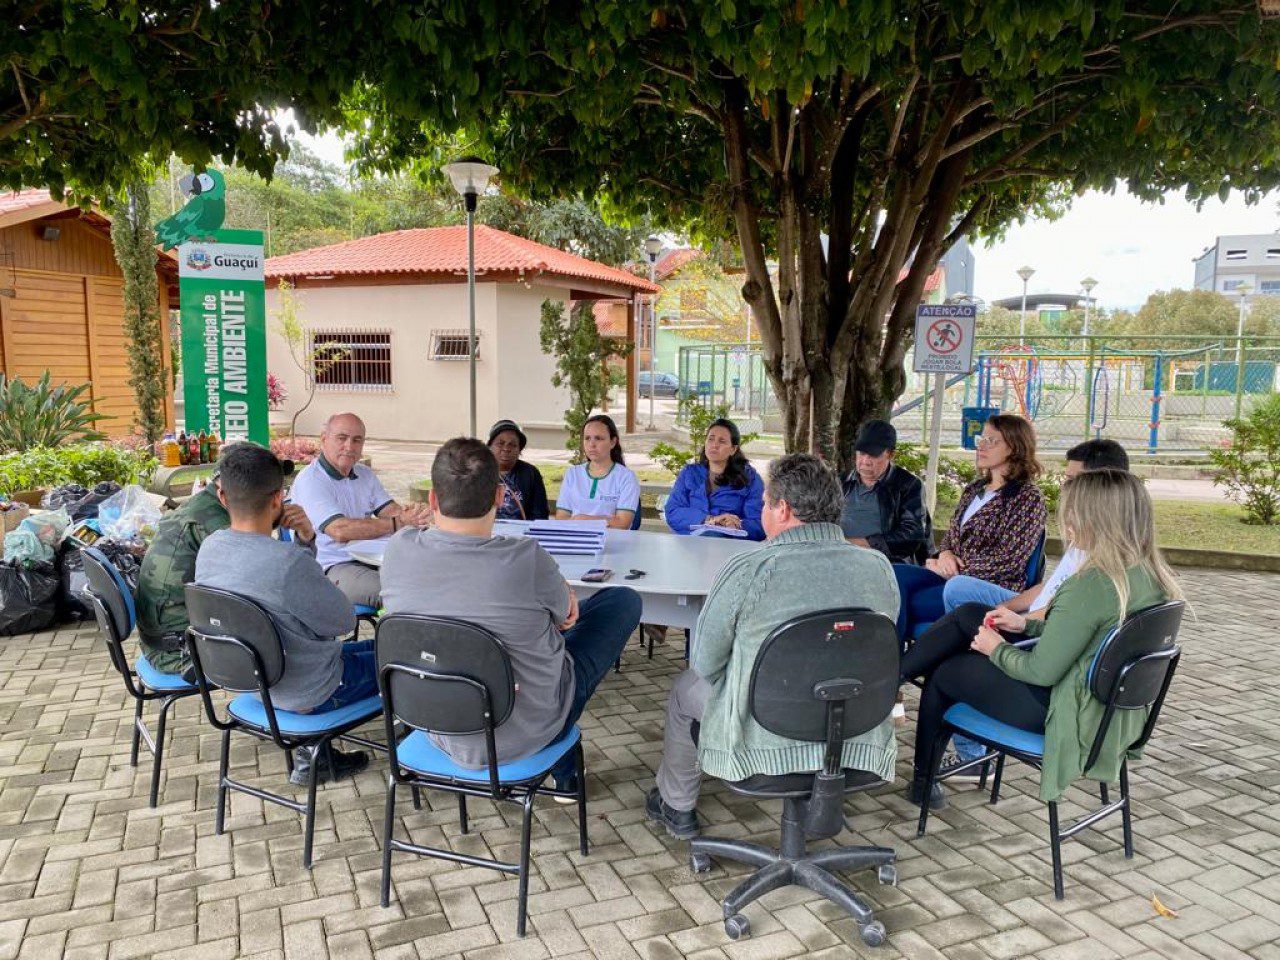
916, 600, 1185, 899
184, 584, 384, 868
81, 547, 200, 807
688, 609, 900, 945
376, 614, 589, 937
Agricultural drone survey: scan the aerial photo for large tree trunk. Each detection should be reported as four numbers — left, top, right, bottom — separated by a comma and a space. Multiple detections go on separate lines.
721, 73, 985, 473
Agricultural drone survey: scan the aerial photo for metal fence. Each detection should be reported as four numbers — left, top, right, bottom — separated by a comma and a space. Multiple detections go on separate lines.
676, 336, 1280, 453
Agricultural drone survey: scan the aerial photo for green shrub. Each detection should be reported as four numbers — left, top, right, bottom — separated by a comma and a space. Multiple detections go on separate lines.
652, 398, 760, 476
0, 444, 157, 495
1210, 393, 1280, 525
894, 441, 976, 507
0, 373, 106, 453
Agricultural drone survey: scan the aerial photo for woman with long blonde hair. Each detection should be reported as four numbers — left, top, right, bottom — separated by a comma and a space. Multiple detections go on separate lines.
908, 469, 1182, 808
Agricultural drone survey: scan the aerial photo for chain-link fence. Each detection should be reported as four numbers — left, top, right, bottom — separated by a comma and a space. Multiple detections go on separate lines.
677, 336, 1280, 453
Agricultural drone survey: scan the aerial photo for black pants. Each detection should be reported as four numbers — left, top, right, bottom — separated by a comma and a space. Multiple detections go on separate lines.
907, 603, 1050, 782
900, 602, 1029, 680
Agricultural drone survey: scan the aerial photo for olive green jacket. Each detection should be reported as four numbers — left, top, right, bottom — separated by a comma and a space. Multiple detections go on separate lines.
991, 565, 1167, 802
135, 487, 229, 671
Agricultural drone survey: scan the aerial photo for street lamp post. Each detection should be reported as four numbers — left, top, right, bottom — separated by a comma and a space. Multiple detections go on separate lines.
443, 158, 499, 437
1080, 276, 1098, 338
1236, 283, 1251, 365
1016, 265, 1035, 345
643, 235, 662, 430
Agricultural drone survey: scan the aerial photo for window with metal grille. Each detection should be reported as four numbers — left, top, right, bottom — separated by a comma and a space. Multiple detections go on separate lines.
430, 329, 480, 360
311, 330, 393, 391
1261, 280, 1280, 294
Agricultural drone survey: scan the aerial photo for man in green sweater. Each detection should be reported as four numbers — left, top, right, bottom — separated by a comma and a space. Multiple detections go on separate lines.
646, 453, 901, 839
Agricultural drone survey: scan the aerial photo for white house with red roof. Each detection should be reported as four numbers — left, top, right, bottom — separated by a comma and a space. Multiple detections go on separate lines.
264, 225, 658, 444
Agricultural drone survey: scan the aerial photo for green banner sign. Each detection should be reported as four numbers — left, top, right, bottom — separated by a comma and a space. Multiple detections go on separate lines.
178, 228, 268, 444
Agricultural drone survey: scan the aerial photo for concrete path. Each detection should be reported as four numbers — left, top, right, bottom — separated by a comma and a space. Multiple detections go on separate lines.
0, 567, 1277, 958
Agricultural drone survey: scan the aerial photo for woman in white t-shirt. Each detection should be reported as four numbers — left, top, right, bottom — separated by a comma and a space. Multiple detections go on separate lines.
556, 414, 641, 529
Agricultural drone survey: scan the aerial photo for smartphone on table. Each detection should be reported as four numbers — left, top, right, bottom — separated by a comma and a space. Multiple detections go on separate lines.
581, 568, 614, 583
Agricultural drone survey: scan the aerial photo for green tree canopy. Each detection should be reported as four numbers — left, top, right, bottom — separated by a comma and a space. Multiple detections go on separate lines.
11, 3, 1280, 468
1120, 288, 1277, 342
339, 1, 1280, 464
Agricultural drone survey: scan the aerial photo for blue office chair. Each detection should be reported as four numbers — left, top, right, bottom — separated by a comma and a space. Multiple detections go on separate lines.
184, 584, 384, 868
375, 614, 588, 937
909, 530, 1048, 642
81, 547, 200, 808
915, 600, 1185, 899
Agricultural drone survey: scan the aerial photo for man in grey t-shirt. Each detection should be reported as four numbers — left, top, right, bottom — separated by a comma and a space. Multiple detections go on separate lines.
195, 443, 375, 786
381, 438, 642, 794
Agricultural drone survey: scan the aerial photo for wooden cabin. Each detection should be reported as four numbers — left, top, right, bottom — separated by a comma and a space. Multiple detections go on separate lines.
0, 190, 176, 436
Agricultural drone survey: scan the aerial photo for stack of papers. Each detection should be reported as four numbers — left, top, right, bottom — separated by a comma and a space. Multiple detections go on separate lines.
525, 519, 607, 555
689, 524, 750, 538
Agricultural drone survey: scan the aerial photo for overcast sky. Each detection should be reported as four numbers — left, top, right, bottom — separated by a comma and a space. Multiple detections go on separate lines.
297, 125, 1279, 312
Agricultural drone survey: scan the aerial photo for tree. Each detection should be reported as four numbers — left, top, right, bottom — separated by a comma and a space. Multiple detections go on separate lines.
1119, 288, 1276, 345
539, 300, 632, 459
15, 5, 1280, 471
109, 182, 167, 442
657, 256, 752, 343
272, 281, 349, 437
345, 2, 1280, 468
3, 2, 371, 197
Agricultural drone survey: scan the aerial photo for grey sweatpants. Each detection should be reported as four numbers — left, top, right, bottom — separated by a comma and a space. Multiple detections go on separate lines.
326, 561, 382, 608
655, 669, 712, 812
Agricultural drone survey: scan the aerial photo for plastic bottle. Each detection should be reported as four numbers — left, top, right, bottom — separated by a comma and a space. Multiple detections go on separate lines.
198, 430, 209, 464
188, 433, 201, 464
161, 434, 181, 467
207, 431, 221, 464
177, 430, 189, 465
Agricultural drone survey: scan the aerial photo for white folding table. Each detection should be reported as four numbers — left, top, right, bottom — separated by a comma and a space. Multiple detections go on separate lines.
347, 526, 761, 636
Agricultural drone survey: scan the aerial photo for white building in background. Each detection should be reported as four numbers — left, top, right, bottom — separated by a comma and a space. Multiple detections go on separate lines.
263, 225, 657, 446
1193, 234, 1280, 297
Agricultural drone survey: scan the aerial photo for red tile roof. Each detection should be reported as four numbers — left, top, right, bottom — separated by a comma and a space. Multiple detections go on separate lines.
654, 248, 701, 281
896, 264, 945, 294
0, 189, 60, 217
266, 225, 659, 294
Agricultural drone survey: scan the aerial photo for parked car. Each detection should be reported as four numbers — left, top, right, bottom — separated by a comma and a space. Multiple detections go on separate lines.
637, 371, 689, 398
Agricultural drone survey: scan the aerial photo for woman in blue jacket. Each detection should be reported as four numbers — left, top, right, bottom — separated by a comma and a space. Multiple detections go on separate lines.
665, 418, 765, 540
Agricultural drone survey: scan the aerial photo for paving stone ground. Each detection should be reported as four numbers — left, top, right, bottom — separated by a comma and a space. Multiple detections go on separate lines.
1, 566, 1277, 960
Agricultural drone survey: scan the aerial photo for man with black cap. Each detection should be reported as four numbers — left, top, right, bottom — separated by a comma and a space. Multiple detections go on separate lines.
488, 419, 551, 521
136, 445, 312, 677
840, 419, 930, 564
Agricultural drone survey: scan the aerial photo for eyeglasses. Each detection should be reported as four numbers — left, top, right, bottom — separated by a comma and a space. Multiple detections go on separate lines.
624, 568, 646, 580
974, 435, 1004, 448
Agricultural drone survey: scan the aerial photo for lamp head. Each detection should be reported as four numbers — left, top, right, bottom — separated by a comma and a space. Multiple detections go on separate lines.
644, 235, 662, 262
1081, 276, 1098, 294
1016, 265, 1036, 283
443, 158, 499, 200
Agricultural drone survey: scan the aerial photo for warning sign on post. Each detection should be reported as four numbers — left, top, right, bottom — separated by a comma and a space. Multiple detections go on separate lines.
912, 304, 977, 374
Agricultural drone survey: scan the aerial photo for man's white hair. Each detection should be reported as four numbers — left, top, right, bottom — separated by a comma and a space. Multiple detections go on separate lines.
321, 412, 365, 434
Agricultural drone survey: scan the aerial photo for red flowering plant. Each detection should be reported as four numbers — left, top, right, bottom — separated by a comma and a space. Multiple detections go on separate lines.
267, 372, 288, 410
270, 435, 319, 464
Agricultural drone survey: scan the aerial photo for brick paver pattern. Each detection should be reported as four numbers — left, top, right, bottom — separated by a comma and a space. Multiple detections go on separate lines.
0, 567, 1277, 959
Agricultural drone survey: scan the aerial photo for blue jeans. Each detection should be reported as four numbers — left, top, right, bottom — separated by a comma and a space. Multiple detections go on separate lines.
549, 587, 644, 780
942, 576, 1019, 614
306, 639, 379, 713
893, 564, 947, 640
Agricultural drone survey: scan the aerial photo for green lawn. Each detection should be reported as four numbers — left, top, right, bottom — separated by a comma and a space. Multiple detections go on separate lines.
938, 498, 1280, 556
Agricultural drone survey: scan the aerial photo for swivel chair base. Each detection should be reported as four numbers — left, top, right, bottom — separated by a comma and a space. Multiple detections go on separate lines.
689, 796, 897, 945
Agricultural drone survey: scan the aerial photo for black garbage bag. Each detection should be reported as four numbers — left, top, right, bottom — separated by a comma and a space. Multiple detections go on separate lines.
0, 560, 60, 636
43, 482, 122, 522
57, 542, 92, 621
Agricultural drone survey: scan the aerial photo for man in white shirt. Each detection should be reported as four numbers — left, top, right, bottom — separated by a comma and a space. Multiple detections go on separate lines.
289, 412, 432, 607
902, 438, 1129, 780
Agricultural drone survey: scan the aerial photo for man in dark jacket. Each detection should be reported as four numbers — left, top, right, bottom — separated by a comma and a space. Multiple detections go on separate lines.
840, 420, 930, 564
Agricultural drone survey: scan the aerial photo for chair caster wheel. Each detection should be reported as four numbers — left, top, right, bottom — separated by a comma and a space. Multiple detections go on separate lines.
690, 852, 712, 874
861, 920, 887, 947
878, 863, 898, 886
724, 913, 750, 940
